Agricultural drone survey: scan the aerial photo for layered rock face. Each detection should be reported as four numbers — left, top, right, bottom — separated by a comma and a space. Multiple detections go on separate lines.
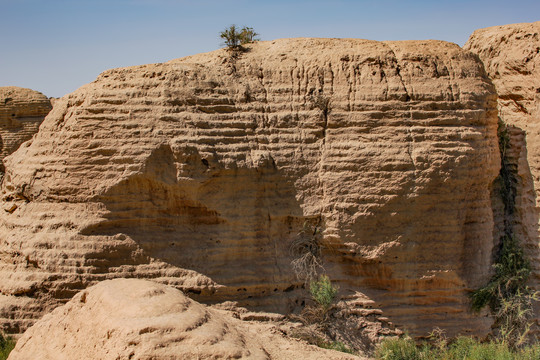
9, 279, 358, 360
0, 38, 500, 336
465, 22, 540, 289
0, 87, 52, 174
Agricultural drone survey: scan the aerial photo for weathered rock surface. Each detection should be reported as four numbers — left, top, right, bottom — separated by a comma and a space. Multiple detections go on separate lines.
0, 87, 51, 174
0, 38, 500, 337
465, 22, 540, 290
8, 279, 358, 360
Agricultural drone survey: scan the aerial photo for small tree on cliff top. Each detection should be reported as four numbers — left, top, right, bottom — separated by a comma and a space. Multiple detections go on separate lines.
220, 25, 259, 50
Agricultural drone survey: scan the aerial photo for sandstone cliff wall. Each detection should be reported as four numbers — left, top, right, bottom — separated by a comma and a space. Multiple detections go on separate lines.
0, 87, 51, 175
465, 21, 540, 289
0, 39, 500, 336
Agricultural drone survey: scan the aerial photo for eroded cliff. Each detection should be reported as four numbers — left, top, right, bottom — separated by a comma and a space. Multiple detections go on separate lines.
0, 87, 51, 176
0, 38, 500, 337
465, 21, 540, 290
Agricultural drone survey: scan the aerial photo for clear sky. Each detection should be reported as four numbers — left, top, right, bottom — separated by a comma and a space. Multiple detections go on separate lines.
1, 0, 539, 98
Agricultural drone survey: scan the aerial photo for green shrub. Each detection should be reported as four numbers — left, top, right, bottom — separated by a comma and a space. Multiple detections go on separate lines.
471, 235, 531, 313
447, 339, 540, 360
318, 340, 355, 354
376, 335, 540, 360
293, 275, 338, 326
471, 118, 538, 349
375, 336, 422, 360
310, 275, 338, 311
239, 26, 259, 44
519, 345, 540, 360
470, 236, 536, 349
220, 24, 242, 49
0, 332, 15, 360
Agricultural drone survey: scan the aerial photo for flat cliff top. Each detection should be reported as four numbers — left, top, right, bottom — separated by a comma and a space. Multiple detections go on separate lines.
173, 38, 467, 67
0, 86, 51, 119
0, 86, 52, 171
0, 86, 49, 101
464, 21, 539, 90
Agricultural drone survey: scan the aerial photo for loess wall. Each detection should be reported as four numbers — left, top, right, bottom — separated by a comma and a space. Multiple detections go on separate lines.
0, 38, 500, 336
465, 21, 540, 329
0, 87, 52, 175
465, 22, 540, 285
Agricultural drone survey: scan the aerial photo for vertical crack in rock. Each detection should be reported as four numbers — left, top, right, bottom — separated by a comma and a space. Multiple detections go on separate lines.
406, 127, 417, 194
383, 42, 412, 102
465, 21, 540, 295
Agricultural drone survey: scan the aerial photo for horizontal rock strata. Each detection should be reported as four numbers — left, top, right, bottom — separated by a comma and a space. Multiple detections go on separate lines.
465, 21, 540, 328
0, 87, 51, 175
0, 38, 500, 336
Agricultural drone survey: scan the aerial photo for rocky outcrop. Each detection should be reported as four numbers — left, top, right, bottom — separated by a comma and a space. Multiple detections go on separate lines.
0, 87, 52, 175
0, 38, 500, 337
8, 279, 359, 360
465, 21, 540, 289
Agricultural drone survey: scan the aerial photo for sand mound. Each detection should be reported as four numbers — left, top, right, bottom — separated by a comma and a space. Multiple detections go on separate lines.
8, 279, 359, 360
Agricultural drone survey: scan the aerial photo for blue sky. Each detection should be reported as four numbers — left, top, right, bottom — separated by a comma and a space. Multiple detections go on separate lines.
1, 0, 539, 98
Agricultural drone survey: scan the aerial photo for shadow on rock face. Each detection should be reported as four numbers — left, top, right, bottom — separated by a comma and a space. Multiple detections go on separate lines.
81, 144, 311, 313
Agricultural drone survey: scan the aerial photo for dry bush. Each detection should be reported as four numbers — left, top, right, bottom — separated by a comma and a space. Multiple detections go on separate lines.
289, 221, 324, 284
